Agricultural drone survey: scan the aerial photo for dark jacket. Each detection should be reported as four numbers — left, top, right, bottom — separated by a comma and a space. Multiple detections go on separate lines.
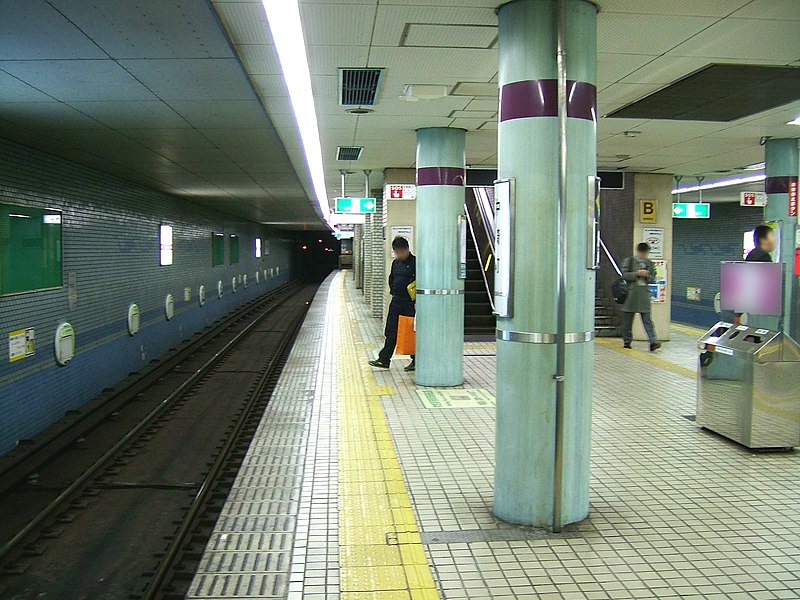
621, 256, 656, 313
388, 254, 416, 304
745, 247, 772, 262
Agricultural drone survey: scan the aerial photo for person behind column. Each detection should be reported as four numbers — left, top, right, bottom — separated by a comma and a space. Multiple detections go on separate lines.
621, 242, 661, 352
746, 224, 776, 262
369, 237, 416, 372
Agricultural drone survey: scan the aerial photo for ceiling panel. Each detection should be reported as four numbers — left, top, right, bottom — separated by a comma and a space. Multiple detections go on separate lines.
50, 0, 234, 59
599, 0, 750, 17
301, 3, 375, 46
598, 13, 717, 55
67, 101, 192, 129
0, 60, 156, 102
402, 24, 497, 49
0, 0, 106, 60
121, 58, 256, 101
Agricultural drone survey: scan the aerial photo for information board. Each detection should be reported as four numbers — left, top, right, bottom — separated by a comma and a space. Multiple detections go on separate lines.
0, 203, 62, 295
493, 178, 514, 317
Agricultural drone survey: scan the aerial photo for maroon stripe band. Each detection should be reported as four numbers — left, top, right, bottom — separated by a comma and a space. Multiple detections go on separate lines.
499, 79, 596, 122
417, 166, 466, 187
765, 176, 798, 195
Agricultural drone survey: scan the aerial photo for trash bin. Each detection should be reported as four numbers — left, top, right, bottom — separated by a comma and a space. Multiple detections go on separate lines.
697, 322, 800, 449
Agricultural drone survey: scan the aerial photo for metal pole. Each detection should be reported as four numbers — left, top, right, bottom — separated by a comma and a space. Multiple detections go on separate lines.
364, 169, 372, 199
553, 0, 568, 534
340, 169, 346, 198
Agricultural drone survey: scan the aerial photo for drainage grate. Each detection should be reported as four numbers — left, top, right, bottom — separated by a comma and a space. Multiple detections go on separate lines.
339, 68, 384, 106
336, 146, 363, 161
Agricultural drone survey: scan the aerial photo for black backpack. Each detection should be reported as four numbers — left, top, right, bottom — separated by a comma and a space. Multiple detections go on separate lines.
611, 277, 629, 305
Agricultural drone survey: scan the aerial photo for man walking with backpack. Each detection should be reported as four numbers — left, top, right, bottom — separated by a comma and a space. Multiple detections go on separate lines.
621, 242, 661, 351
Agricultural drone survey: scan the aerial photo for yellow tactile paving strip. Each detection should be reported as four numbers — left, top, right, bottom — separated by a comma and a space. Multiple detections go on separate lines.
595, 337, 697, 380
336, 280, 439, 600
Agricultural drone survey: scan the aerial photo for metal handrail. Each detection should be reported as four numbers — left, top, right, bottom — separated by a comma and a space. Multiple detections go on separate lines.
599, 237, 622, 276
473, 186, 496, 252
463, 204, 496, 312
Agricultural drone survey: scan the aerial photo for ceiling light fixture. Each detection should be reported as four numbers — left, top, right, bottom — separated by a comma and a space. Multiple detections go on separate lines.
671, 173, 765, 194
787, 115, 800, 125
345, 107, 374, 115
260, 0, 331, 228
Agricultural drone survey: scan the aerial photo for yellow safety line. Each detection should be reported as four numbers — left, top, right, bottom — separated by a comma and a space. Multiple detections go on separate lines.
595, 337, 697, 380
671, 323, 707, 338
335, 276, 439, 600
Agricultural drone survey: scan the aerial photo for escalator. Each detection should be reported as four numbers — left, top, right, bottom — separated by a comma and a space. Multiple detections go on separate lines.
463, 186, 618, 338
464, 187, 496, 337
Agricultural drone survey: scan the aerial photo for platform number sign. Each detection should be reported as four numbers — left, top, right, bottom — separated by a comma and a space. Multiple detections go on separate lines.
640, 199, 657, 223
789, 179, 798, 218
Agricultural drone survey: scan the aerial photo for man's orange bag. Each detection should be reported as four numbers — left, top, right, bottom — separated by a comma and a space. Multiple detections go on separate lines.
396, 315, 416, 355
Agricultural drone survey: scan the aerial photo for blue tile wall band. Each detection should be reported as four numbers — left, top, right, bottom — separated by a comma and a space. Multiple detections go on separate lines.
0, 137, 294, 454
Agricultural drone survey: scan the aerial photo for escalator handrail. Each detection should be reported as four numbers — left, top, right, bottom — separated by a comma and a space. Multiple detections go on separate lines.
463, 204, 496, 313
599, 237, 622, 277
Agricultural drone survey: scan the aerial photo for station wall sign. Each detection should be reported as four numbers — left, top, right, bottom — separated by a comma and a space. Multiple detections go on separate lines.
385, 184, 417, 200
640, 199, 657, 223
672, 202, 710, 219
740, 191, 767, 207
643, 227, 664, 259
335, 197, 376, 214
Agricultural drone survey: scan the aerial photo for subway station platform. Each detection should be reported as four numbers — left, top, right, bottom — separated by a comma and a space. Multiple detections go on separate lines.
188, 271, 799, 600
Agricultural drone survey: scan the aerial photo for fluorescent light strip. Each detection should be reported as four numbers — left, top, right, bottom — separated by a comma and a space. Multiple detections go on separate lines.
671, 173, 765, 195
261, 0, 331, 228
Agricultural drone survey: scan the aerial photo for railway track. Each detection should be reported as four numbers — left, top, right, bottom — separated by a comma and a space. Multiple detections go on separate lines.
0, 281, 317, 599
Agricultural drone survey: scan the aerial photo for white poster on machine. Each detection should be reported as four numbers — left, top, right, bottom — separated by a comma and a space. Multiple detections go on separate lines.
643, 227, 664, 259
390, 226, 414, 255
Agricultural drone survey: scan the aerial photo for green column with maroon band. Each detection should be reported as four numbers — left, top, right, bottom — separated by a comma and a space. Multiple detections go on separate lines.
494, 0, 597, 526
415, 127, 466, 387
764, 138, 800, 339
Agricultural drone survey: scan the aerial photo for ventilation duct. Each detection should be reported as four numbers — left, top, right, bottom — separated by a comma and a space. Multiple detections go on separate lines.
339, 68, 384, 106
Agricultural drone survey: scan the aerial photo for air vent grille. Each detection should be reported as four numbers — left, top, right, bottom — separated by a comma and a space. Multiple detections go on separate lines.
337, 146, 363, 161
339, 68, 384, 106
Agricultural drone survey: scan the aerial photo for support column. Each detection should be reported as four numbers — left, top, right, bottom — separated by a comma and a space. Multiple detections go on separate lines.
415, 127, 466, 386
494, 0, 596, 527
765, 138, 800, 339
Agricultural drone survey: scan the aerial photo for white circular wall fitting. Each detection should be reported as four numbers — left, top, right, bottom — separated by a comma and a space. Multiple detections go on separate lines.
165, 294, 175, 320
127, 304, 140, 336
255, 271, 260, 284
243, 274, 248, 288
54, 322, 75, 366
217, 280, 224, 298
264, 269, 268, 280
199, 285, 206, 306
231, 277, 237, 293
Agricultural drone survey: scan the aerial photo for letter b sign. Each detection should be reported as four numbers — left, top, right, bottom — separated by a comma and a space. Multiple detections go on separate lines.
640, 199, 657, 223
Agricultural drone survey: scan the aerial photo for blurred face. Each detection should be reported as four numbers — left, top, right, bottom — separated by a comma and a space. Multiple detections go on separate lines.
760, 230, 777, 252
636, 248, 649, 260
394, 246, 410, 261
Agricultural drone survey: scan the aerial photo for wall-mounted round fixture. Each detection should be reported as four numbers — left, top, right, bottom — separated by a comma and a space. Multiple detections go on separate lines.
54, 322, 75, 366
243, 274, 248, 288
199, 285, 206, 306
165, 294, 174, 320
255, 271, 260, 284
231, 277, 237, 293
217, 280, 224, 298
345, 107, 374, 115
127, 304, 140, 336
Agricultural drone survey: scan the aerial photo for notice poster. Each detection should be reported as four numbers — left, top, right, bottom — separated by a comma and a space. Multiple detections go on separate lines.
649, 260, 667, 303
390, 225, 414, 254
9, 328, 35, 363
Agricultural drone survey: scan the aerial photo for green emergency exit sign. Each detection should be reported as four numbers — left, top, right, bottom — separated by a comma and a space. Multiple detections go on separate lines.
672, 202, 710, 219
335, 197, 376, 214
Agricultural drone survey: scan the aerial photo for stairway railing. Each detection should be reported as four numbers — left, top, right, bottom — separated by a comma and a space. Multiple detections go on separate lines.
464, 187, 496, 313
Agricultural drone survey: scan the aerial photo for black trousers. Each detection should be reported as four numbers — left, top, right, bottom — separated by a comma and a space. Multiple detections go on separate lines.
378, 299, 415, 364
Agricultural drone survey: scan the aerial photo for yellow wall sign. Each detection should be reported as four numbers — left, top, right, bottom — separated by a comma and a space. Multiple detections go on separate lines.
9, 328, 35, 363
640, 199, 657, 223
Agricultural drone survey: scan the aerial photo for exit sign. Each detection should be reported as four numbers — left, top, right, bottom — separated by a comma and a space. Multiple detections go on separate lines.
672, 202, 710, 219
335, 197, 376, 214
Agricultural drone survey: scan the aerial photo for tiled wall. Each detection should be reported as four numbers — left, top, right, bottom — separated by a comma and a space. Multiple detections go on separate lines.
0, 138, 292, 454
672, 201, 764, 327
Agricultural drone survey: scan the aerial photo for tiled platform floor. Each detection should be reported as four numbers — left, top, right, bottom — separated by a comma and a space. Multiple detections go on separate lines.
190, 271, 800, 599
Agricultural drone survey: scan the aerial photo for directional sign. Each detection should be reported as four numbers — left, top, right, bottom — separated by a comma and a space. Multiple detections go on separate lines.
334, 197, 376, 214
385, 184, 417, 200
672, 202, 710, 219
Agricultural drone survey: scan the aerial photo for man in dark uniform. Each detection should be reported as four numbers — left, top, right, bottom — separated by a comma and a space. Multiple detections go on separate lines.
369, 237, 416, 372
746, 224, 776, 262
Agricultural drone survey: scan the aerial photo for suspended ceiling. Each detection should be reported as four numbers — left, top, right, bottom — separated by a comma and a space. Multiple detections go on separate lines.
0, 1, 798, 229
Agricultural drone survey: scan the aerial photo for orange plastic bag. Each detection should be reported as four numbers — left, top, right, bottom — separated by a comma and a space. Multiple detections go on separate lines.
396, 315, 416, 355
